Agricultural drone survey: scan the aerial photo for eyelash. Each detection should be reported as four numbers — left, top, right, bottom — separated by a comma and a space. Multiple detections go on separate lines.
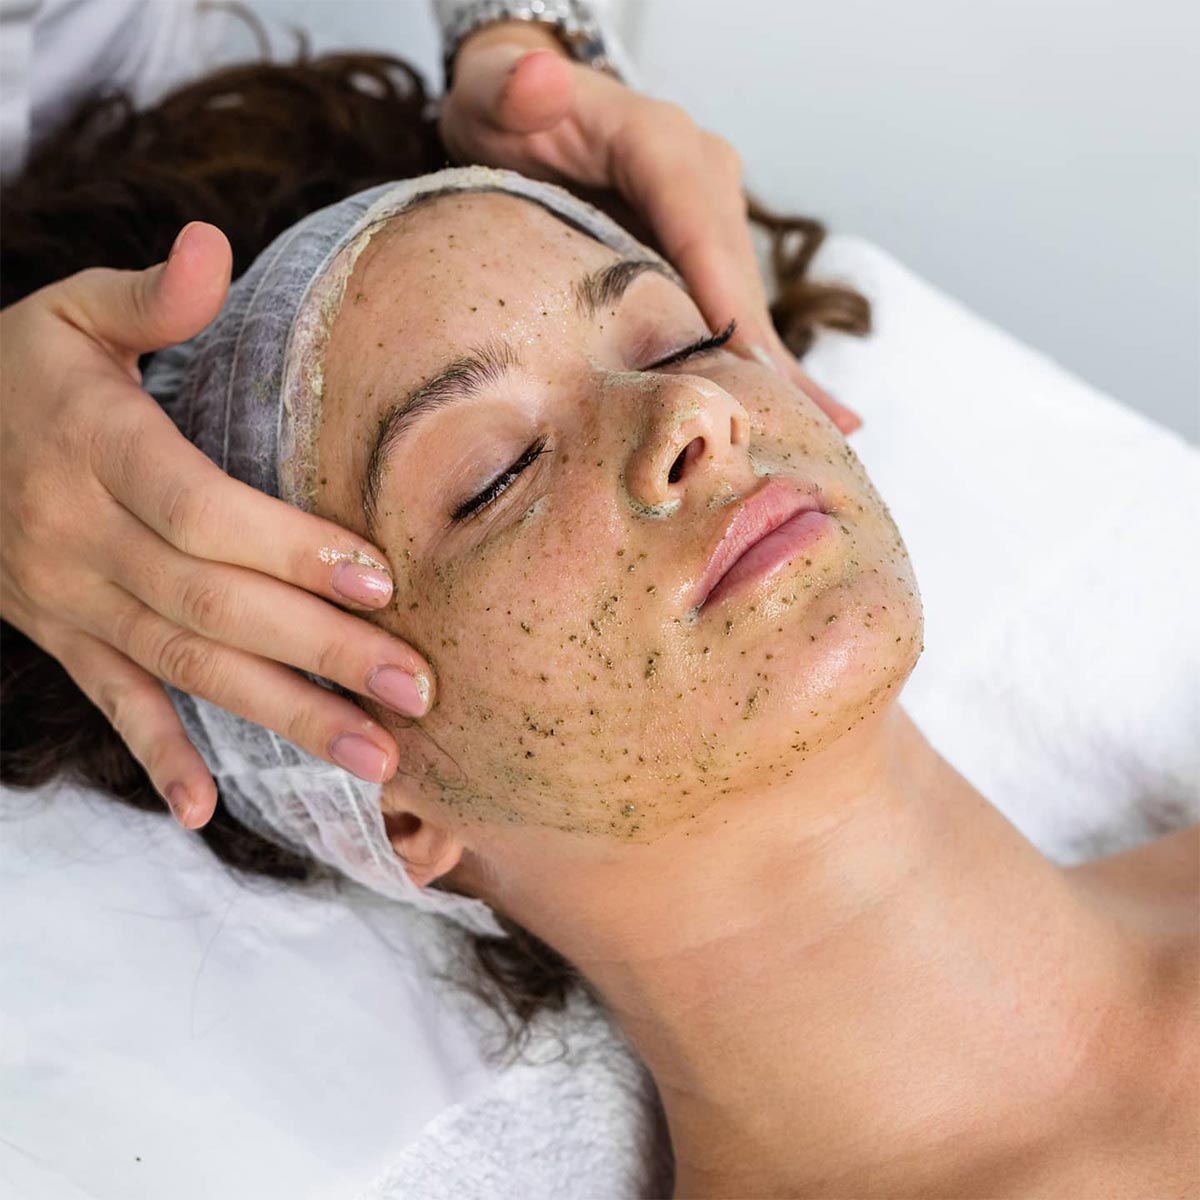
451, 318, 737, 524
453, 437, 551, 523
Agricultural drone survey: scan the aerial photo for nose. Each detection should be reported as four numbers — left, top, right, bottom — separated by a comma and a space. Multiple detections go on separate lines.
625, 375, 751, 509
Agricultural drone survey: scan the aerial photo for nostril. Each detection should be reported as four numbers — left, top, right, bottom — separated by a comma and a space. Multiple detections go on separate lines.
668, 436, 705, 485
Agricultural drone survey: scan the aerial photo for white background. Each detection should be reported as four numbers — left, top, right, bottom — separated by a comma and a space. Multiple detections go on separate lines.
257, 0, 1200, 440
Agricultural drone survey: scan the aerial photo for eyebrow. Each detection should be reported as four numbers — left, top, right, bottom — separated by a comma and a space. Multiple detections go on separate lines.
361, 257, 679, 533
572, 258, 676, 320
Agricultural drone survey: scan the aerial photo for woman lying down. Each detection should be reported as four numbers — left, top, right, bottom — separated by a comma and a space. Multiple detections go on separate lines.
3, 56, 1197, 1200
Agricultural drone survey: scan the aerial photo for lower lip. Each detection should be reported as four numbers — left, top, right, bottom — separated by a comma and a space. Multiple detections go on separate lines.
701, 509, 834, 611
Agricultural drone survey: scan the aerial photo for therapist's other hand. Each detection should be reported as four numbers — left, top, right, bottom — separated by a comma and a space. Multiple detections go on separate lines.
0, 223, 434, 830
440, 25, 862, 435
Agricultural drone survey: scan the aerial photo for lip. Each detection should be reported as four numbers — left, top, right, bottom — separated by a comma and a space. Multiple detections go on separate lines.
692, 477, 826, 610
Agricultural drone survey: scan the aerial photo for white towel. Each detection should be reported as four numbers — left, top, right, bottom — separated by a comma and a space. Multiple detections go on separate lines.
352, 235, 1200, 1200
3, 237, 1195, 1200
807, 237, 1200, 864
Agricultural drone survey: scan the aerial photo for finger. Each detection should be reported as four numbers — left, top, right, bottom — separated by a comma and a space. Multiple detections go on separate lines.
664, 214, 863, 435
609, 123, 864, 436
762, 326, 863, 434
52, 630, 218, 829
450, 43, 573, 136
96, 398, 409, 617
790, 364, 864, 435
92, 583, 402, 784
497, 48, 574, 132
55, 222, 232, 357
105, 508, 432, 716
612, 126, 767, 337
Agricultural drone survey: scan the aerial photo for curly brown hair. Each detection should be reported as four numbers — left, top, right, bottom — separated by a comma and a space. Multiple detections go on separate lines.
0, 31, 869, 1061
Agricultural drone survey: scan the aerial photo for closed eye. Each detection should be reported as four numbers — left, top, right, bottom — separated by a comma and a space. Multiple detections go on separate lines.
449, 319, 736, 526
452, 437, 551, 523
644, 318, 737, 370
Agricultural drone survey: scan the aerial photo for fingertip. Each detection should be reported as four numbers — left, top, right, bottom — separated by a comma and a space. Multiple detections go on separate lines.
500, 49, 573, 132
793, 368, 865, 435
165, 776, 217, 829
331, 560, 394, 609
415, 668, 434, 713
382, 743, 401, 784
166, 221, 231, 277
189, 775, 219, 826
161, 223, 232, 312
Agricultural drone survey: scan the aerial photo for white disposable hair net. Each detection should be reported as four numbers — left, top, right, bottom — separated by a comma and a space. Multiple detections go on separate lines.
142, 166, 662, 939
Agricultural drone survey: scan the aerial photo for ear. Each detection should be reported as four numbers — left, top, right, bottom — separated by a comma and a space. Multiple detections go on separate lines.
381, 804, 465, 889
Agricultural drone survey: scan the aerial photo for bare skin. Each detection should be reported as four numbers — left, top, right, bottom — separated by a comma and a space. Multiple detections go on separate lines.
313, 192, 1199, 1198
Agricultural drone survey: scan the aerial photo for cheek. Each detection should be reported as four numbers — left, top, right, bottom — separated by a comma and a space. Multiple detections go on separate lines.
745, 382, 836, 458
377, 393, 924, 842
389, 490, 653, 827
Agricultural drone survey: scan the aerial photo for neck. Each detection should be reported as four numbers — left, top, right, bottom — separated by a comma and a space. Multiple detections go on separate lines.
495, 706, 1148, 1195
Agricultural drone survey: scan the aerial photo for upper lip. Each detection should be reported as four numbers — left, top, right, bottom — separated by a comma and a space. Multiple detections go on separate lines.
692, 477, 824, 609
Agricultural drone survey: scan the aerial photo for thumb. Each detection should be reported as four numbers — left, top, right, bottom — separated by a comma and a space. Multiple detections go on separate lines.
65, 222, 233, 356
453, 44, 573, 135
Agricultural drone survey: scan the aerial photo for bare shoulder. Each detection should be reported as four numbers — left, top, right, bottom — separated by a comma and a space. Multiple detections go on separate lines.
1070, 821, 1198, 1066
1068, 823, 1199, 1200
1070, 821, 1198, 918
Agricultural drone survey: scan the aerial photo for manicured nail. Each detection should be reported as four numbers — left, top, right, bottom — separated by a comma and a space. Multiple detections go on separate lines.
332, 561, 393, 607
164, 782, 193, 826
330, 733, 391, 782
368, 666, 430, 717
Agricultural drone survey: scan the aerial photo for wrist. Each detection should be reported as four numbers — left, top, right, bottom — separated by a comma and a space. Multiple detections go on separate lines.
440, 0, 617, 91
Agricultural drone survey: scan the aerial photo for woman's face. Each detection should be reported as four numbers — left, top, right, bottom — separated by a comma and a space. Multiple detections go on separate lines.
317, 192, 922, 842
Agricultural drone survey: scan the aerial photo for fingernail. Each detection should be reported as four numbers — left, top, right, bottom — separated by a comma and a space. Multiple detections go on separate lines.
168, 222, 197, 264
330, 733, 391, 783
749, 344, 781, 374
164, 782, 193, 826
368, 666, 430, 717
332, 562, 393, 607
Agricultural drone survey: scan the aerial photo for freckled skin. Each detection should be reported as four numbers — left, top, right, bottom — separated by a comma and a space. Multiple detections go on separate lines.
316, 194, 923, 843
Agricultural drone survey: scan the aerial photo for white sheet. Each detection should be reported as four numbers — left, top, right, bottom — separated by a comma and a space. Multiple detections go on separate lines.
808, 237, 1200, 862
2, 236, 1197, 1200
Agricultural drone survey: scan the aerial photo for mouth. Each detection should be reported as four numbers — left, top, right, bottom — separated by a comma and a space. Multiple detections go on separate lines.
692, 477, 831, 612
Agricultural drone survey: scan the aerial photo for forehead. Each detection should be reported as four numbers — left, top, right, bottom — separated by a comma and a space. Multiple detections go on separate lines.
317, 191, 629, 523
323, 192, 626, 404
354, 191, 619, 322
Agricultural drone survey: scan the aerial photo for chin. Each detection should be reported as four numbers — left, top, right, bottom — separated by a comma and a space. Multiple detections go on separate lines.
682, 551, 925, 787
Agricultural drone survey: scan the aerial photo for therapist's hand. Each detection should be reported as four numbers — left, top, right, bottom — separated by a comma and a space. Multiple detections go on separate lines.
440, 24, 862, 434
0, 223, 434, 830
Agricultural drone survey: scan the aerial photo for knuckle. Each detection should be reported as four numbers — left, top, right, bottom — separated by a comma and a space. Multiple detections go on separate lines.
179, 572, 231, 632
157, 628, 218, 696
8, 555, 60, 612
108, 599, 147, 658
56, 379, 100, 435
259, 685, 325, 758
97, 676, 154, 740
287, 707, 329, 759
652, 100, 693, 134
136, 725, 189, 786
10, 484, 53, 547
53, 269, 104, 324
162, 481, 216, 556
69, 266, 109, 295
311, 637, 347, 684
706, 133, 742, 180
